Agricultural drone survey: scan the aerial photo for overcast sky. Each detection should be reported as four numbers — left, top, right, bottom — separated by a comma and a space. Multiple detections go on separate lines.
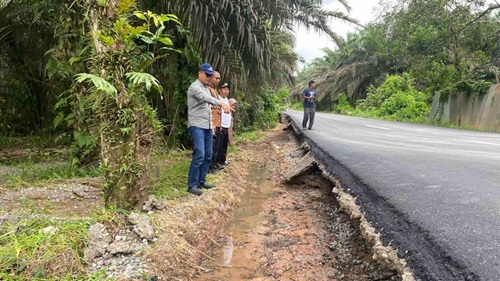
294, 0, 498, 69
294, 0, 381, 68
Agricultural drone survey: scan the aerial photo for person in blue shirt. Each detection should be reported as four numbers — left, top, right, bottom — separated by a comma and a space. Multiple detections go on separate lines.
302, 80, 317, 130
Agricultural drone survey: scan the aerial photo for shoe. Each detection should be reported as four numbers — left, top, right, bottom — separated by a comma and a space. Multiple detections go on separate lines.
208, 165, 218, 174
187, 186, 203, 195
308, 128, 313, 130
302, 127, 306, 130
199, 182, 215, 189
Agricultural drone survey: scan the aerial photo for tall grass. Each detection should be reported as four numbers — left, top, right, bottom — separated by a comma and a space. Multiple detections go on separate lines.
0, 216, 88, 280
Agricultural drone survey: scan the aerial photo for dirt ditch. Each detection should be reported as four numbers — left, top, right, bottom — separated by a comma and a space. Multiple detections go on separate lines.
0, 123, 410, 280
190, 125, 403, 281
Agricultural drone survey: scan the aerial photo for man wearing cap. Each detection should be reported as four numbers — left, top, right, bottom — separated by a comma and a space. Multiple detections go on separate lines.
213, 82, 232, 168
187, 63, 232, 195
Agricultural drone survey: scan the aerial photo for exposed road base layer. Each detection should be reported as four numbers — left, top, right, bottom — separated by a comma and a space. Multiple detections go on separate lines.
320, 165, 416, 281
285, 114, 479, 280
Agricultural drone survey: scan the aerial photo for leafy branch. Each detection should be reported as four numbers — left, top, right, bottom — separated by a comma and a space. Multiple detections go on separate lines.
75, 73, 118, 95
125, 72, 162, 92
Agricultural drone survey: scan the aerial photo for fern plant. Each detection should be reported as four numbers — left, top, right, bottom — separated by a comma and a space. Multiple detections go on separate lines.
74, 0, 180, 209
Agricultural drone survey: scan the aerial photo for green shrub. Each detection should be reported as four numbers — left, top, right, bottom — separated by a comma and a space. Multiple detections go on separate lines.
0, 161, 101, 189
150, 149, 191, 199
332, 93, 353, 114
236, 86, 289, 132
356, 73, 430, 122
289, 102, 303, 110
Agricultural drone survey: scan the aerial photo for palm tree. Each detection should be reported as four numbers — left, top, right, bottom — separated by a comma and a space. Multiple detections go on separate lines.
136, 0, 359, 145
0, 0, 11, 47
323, 26, 390, 103
296, 24, 392, 107
142, 0, 357, 86
269, 30, 300, 88
294, 46, 341, 98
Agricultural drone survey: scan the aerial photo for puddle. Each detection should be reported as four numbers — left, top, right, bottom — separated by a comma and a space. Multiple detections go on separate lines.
196, 162, 274, 280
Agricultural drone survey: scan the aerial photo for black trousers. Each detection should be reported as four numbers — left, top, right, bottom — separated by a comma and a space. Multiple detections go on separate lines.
212, 127, 229, 167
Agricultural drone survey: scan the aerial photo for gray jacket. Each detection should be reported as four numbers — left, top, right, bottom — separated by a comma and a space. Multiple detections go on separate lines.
187, 79, 223, 129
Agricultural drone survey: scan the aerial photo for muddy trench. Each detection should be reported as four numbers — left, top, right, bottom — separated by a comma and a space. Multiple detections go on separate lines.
193, 129, 402, 281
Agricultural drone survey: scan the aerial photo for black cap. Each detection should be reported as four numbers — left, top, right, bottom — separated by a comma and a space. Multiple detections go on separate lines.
218, 82, 230, 89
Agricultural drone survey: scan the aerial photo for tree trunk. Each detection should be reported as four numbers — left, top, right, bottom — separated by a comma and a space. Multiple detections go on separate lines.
88, 0, 153, 209
99, 102, 152, 209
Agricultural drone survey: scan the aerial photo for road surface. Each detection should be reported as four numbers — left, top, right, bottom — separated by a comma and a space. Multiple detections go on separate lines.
286, 109, 500, 281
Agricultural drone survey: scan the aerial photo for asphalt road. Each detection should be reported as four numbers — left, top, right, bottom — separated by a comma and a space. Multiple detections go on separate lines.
286, 109, 500, 281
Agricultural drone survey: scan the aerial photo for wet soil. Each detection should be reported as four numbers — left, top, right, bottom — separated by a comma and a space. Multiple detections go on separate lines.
194, 126, 400, 281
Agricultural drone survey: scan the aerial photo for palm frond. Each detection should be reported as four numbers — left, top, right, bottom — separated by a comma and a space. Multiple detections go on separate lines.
0, 26, 11, 47
145, 0, 358, 90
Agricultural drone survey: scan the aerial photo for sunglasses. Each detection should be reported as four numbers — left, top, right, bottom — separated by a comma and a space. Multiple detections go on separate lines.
204, 72, 213, 77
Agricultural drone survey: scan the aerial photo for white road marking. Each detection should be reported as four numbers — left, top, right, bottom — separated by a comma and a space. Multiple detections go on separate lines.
364, 125, 391, 130
465, 140, 500, 147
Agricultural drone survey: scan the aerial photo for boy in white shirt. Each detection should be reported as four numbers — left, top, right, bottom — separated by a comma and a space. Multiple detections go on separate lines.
214, 83, 232, 167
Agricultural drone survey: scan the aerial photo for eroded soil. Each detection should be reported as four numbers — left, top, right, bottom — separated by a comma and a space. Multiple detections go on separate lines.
0, 124, 401, 280
193, 125, 399, 281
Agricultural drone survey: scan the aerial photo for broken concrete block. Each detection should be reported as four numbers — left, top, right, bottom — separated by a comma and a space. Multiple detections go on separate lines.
285, 152, 316, 182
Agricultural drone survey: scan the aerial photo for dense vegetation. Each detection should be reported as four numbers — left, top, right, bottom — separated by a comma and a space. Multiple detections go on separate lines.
0, 0, 356, 208
0, 1, 498, 279
295, 0, 499, 123
0, 0, 498, 207
1, 1, 354, 278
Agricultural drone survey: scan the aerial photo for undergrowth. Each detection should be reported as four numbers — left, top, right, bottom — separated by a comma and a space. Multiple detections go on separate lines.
236, 131, 266, 143
150, 149, 192, 199
0, 216, 88, 280
0, 208, 124, 280
0, 134, 69, 151
0, 161, 101, 189
0, 126, 265, 280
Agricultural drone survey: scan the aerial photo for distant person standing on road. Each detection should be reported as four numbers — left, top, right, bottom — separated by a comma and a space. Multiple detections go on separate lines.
302, 80, 316, 130
187, 63, 232, 195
